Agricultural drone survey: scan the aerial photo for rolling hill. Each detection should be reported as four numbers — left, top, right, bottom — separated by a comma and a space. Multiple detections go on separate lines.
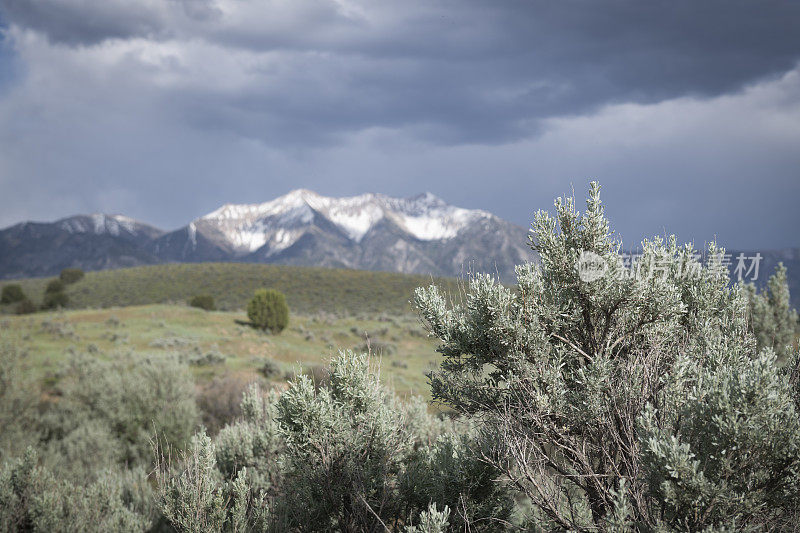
0, 262, 463, 316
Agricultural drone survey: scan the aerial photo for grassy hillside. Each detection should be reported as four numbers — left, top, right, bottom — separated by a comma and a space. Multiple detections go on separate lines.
0, 262, 463, 316
0, 304, 441, 401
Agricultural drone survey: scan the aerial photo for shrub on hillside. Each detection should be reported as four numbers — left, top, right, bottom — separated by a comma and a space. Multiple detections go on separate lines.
156, 433, 268, 533
213, 385, 284, 494
246, 289, 289, 333
41, 279, 68, 310
59, 268, 85, 285
189, 294, 215, 311
0, 284, 25, 304
45, 279, 64, 294
275, 353, 512, 530
257, 358, 281, 380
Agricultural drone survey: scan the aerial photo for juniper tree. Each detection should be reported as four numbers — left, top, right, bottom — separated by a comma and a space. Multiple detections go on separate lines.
0, 284, 25, 304
415, 182, 800, 531
247, 289, 289, 333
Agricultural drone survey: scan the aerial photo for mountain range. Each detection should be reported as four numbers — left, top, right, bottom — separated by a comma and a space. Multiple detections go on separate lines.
0, 190, 533, 281
1, 189, 798, 307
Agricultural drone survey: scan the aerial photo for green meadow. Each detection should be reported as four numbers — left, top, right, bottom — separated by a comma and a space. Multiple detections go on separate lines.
0, 302, 441, 400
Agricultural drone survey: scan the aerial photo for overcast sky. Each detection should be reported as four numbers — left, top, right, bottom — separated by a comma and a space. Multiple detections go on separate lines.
0, 0, 798, 249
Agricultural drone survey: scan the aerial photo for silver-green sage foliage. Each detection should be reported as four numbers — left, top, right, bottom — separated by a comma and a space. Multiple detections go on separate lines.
415, 182, 800, 531
157, 352, 513, 532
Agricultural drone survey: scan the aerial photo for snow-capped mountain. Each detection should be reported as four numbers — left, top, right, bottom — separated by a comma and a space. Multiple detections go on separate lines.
198, 190, 490, 252
152, 190, 534, 278
165, 190, 491, 254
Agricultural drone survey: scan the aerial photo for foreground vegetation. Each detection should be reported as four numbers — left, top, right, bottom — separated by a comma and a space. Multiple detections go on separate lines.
0, 263, 462, 315
2, 183, 799, 532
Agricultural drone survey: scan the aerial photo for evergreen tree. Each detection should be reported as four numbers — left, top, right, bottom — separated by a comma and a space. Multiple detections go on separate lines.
45, 280, 64, 294
41, 279, 68, 310
0, 285, 25, 305
247, 289, 289, 333
41, 291, 68, 310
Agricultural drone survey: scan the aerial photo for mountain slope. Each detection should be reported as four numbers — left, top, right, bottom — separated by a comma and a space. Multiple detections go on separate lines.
0, 214, 163, 278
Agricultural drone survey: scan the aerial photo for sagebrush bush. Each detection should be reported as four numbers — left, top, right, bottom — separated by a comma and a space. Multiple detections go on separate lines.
275, 352, 511, 531
214, 385, 284, 496
415, 182, 800, 530
0, 347, 175, 532
745, 263, 799, 359
0, 448, 149, 533
41, 353, 199, 475
156, 352, 510, 532
157, 433, 268, 533
640, 349, 800, 529
258, 359, 281, 380
400, 431, 513, 532
247, 289, 289, 333
0, 344, 39, 460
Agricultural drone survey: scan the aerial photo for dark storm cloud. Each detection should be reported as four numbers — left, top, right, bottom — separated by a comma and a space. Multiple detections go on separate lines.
2, 0, 799, 145
0, 0, 220, 45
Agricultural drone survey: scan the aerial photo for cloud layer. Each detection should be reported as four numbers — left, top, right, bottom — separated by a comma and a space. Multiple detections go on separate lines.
0, 0, 799, 249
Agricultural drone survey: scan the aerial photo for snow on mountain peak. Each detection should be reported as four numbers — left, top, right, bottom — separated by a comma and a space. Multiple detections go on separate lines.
59, 214, 141, 236
197, 189, 491, 254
